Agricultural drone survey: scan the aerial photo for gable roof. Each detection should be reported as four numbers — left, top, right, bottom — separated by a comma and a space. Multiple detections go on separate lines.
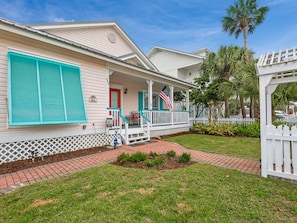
30, 21, 158, 71
0, 17, 196, 89
147, 46, 207, 60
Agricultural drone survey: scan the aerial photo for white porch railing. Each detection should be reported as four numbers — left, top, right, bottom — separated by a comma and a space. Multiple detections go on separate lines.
142, 110, 189, 127
192, 117, 256, 126
265, 125, 297, 181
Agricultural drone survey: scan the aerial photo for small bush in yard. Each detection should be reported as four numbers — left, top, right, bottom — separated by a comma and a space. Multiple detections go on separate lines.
153, 157, 166, 166
149, 151, 158, 157
234, 122, 260, 137
130, 152, 147, 162
167, 150, 176, 157
179, 153, 191, 163
117, 153, 130, 164
145, 160, 154, 167
145, 156, 166, 167
192, 122, 260, 138
192, 123, 236, 136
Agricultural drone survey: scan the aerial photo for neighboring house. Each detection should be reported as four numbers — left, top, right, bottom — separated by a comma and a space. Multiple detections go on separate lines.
147, 46, 210, 84
147, 46, 210, 117
0, 18, 195, 164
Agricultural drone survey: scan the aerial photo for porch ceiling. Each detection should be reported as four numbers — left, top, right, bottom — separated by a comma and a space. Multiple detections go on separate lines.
111, 71, 190, 91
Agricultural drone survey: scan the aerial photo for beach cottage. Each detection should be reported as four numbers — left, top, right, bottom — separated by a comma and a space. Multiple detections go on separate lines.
0, 18, 195, 164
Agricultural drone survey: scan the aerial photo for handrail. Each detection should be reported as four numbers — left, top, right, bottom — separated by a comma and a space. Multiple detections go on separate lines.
139, 111, 150, 122
119, 108, 128, 123
106, 107, 128, 123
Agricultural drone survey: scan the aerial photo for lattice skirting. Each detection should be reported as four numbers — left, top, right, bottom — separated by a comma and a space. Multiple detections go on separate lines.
0, 133, 114, 164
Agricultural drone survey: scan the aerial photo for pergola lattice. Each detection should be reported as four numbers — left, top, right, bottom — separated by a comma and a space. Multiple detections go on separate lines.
257, 48, 297, 180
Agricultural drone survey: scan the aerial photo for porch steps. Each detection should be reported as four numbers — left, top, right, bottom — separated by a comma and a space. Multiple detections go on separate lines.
126, 130, 149, 145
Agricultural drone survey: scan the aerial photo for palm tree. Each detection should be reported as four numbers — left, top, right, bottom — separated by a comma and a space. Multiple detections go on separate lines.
233, 59, 259, 118
201, 45, 245, 117
222, 0, 268, 61
273, 83, 297, 114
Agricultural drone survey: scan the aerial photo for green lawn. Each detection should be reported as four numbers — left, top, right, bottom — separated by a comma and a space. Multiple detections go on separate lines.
1, 135, 296, 222
1, 164, 297, 222
164, 134, 261, 160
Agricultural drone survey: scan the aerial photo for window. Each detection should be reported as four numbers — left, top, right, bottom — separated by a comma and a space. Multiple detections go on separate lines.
143, 91, 161, 110
8, 52, 87, 126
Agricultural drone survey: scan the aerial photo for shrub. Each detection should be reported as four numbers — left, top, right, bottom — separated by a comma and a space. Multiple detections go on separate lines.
192, 123, 236, 136
234, 122, 260, 137
192, 122, 260, 138
166, 150, 176, 157
153, 157, 166, 166
178, 153, 191, 163
130, 152, 147, 162
145, 156, 166, 167
117, 153, 130, 164
149, 151, 158, 157
145, 160, 154, 167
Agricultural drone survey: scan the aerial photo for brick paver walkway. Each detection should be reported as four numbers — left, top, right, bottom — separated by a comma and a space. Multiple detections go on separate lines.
0, 140, 261, 195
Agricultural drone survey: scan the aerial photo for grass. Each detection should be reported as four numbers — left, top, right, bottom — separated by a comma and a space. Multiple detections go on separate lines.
1, 164, 297, 222
164, 134, 261, 160
0, 134, 295, 222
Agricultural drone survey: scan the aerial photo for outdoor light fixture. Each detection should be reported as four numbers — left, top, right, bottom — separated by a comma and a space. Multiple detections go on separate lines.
89, 95, 97, 103
124, 88, 128, 94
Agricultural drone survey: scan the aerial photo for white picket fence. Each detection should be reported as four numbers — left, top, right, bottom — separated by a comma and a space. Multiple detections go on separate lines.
192, 117, 256, 126
265, 125, 297, 180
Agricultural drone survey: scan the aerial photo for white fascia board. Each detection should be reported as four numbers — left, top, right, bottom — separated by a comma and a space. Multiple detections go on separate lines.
30, 21, 117, 30
147, 46, 204, 59
119, 53, 150, 69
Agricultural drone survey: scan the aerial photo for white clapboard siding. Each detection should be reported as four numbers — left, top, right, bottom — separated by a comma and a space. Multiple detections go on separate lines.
0, 32, 108, 142
46, 26, 134, 58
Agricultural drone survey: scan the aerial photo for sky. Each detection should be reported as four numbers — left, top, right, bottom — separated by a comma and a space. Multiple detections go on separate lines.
0, 0, 296, 58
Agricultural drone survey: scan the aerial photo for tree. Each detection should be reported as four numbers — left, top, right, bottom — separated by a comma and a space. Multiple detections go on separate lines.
201, 45, 245, 117
222, 0, 268, 61
273, 83, 297, 113
233, 58, 259, 118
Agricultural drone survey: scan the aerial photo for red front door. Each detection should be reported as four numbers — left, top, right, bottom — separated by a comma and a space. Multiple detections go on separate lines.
109, 88, 121, 125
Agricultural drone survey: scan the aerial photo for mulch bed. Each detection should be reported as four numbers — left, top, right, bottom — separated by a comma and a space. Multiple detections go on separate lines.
111, 154, 196, 170
0, 146, 110, 175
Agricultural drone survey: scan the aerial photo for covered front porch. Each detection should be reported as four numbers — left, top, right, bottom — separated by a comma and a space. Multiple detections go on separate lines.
107, 108, 189, 145
106, 62, 195, 145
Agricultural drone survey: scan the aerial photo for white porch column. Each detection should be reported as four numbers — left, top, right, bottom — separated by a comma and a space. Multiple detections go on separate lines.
259, 74, 273, 178
146, 80, 154, 110
169, 85, 174, 110
186, 90, 190, 111
169, 85, 174, 125
186, 90, 190, 124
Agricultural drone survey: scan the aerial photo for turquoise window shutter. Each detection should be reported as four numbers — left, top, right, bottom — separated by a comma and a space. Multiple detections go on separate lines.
39, 61, 65, 122
62, 66, 87, 121
8, 52, 87, 125
138, 92, 143, 111
160, 97, 163, 110
10, 54, 40, 124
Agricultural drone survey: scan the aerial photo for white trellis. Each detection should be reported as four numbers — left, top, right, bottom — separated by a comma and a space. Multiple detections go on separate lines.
257, 48, 297, 180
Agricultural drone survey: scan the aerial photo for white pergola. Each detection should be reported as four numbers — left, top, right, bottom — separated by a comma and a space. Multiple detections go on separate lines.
257, 48, 297, 180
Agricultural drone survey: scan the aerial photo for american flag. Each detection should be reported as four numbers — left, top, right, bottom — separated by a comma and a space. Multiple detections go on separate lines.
159, 86, 173, 112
